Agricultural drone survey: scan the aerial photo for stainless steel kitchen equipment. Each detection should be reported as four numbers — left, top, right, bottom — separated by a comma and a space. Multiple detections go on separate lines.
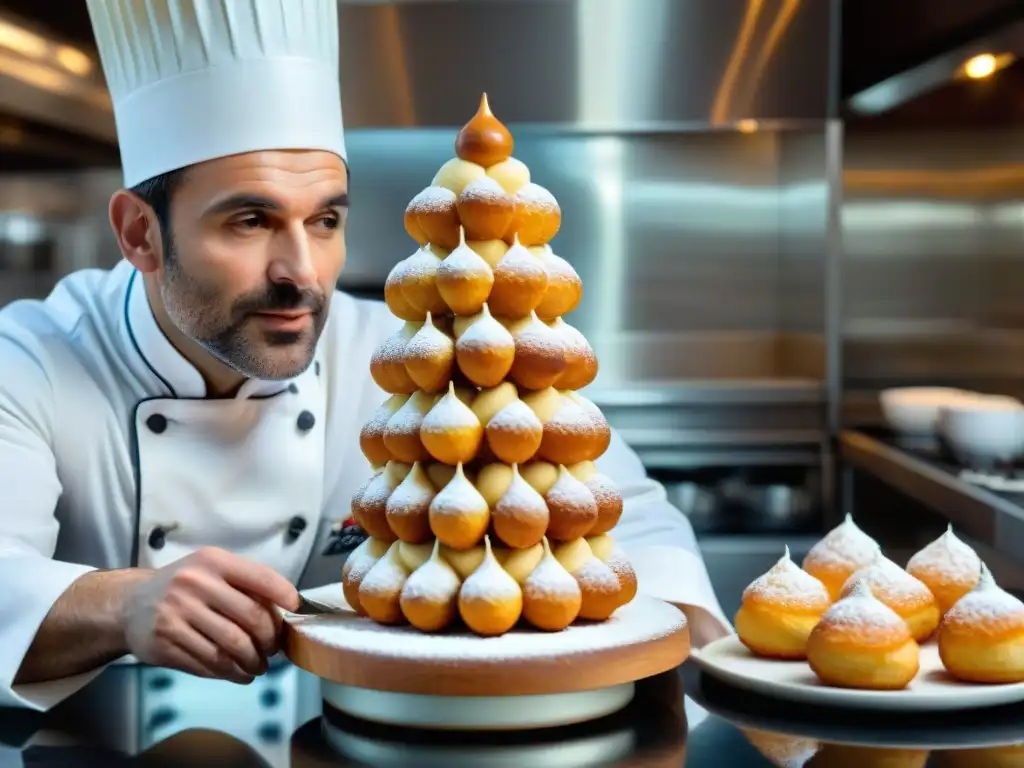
1, 0, 1022, 597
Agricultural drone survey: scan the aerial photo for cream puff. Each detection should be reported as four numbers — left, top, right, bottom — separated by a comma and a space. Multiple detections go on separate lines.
839, 553, 940, 642
807, 580, 920, 690
906, 524, 982, 615
454, 93, 514, 169
734, 546, 832, 660
802, 514, 881, 601
937, 562, 1024, 684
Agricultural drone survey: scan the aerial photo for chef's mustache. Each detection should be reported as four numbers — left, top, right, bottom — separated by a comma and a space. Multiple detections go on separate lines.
234, 282, 325, 317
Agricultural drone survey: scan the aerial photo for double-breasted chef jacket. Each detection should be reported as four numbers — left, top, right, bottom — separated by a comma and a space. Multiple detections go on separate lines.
0, 260, 730, 710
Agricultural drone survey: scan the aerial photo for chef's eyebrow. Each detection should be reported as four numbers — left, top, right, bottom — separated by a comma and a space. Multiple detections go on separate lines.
204, 192, 349, 216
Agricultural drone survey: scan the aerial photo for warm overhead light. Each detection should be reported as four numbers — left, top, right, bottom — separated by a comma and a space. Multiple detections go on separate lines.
0, 51, 72, 93
964, 53, 998, 79
736, 119, 759, 133
961, 52, 1016, 80
0, 19, 48, 58
56, 45, 92, 76
0, 16, 94, 78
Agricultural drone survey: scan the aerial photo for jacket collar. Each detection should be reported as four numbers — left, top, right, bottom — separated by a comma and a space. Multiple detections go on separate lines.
123, 267, 300, 400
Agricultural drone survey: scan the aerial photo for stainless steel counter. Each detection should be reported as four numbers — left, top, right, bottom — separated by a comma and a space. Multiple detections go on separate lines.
839, 429, 1024, 565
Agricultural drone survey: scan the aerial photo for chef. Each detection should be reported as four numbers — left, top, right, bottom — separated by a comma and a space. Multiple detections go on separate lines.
0, 0, 729, 711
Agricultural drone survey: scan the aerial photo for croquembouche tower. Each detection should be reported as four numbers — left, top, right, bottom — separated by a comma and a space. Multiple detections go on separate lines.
343, 94, 639, 636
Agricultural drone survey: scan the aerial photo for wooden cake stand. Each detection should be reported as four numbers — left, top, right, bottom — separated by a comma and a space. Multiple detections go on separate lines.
283, 584, 691, 731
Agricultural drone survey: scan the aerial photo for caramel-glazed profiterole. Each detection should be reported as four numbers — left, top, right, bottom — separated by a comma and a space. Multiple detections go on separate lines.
349, 94, 635, 636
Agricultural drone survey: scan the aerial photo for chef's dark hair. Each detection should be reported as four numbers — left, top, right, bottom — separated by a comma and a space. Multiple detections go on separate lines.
130, 168, 185, 257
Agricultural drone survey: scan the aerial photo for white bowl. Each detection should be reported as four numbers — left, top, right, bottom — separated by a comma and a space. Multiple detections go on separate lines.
879, 387, 973, 435
938, 394, 1024, 466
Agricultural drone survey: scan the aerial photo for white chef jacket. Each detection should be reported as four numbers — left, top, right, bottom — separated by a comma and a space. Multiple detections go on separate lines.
0, 259, 729, 711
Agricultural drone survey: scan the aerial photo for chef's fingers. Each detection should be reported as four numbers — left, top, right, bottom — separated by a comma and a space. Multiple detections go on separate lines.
157, 616, 254, 684
157, 644, 219, 680
185, 574, 280, 656
178, 593, 267, 677
204, 548, 300, 611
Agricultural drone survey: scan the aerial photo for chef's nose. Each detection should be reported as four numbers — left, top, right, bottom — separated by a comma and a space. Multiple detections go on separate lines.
268, 224, 318, 288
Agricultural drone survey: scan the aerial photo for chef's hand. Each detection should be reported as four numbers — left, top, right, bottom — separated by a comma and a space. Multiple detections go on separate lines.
123, 547, 301, 684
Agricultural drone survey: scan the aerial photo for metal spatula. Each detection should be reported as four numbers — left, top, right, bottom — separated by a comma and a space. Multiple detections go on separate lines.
292, 593, 345, 615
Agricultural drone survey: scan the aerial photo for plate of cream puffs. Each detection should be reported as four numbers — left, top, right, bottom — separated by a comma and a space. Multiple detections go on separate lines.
691, 515, 1024, 711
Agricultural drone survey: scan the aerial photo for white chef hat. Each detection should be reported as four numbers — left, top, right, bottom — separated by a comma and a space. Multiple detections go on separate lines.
86, 0, 347, 189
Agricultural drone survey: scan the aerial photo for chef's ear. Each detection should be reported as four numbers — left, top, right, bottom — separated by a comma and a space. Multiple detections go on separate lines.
109, 189, 162, 272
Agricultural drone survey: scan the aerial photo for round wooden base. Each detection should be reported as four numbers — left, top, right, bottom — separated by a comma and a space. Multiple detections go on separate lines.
283, 584, 690, 729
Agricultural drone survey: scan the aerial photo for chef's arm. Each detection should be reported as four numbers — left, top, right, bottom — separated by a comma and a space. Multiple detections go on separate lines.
594, 428, 733, 646
0, 343, 107, 709
12, 568, 152, 687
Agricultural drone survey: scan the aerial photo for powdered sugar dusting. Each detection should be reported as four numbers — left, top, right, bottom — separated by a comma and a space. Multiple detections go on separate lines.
343, 538, 386, 583
907, 524, 981, 585
524, 549, 581, 600
585, 473, 622, 511
455, 306, 515, 353
460, 546, 522, 602
575, 557, 620, 595
546, 467, 598, 516
744, 547, 830, 609
568, 392, 604, 421
944, 563, 1024, 627
488, 399, 543, 433
384, 392, 436, 436
362, 396, 408, 440
359, 465, 406, 512
385, 463, 436, 519
371, 323, 418, 368
804, 513, 880, 570
404, 314, 454, 365
550, 318, 591, 358
290, 591, 685, 662
495, 241, 547, 283
351, 470, 380, 508
516, 182, 560, 212
459, 177, 513, 206
398, 247, 444, 282
409, 186, 457, 214
359, 545, 410, 597
512, 314, 568, 363
401, 548, 462, 602
601, 543, 635, 582
545, 402, 595, 441
438, 242, 494, 281
494, 470, 548, 523
428, 465, 488, 518
841, 554, 934, 605
421, 387, 482, 434
820, 580, 906, 630
540, 250, 579, 282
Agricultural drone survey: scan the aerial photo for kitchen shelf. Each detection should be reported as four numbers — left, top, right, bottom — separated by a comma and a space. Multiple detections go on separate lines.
839, 429, 1024, 564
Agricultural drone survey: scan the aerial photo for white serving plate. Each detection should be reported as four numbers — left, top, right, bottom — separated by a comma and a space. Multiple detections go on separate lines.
691, 634, 1024, 712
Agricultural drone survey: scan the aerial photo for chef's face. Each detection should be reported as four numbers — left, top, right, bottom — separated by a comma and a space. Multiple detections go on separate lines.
150, 150, 348, 382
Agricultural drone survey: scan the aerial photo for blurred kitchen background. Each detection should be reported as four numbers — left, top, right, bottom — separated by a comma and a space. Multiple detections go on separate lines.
1, 0, 1022, 632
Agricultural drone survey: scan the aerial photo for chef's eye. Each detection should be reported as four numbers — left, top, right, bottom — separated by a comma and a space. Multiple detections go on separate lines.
317, 214, 341, 230
232, 212, 268, 230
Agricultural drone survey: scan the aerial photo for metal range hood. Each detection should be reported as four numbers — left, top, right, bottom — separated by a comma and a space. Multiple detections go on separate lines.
1, 0, 837, 162
2, 0, 1021, 150
334, 0, 835, 130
